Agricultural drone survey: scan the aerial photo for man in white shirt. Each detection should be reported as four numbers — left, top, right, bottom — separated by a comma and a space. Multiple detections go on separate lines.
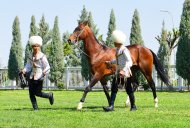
21, 36, 54, 111
103, 30, 137, 112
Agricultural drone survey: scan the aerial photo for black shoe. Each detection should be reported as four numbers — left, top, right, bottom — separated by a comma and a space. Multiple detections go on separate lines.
103, 105, 114, 112
49, 92, 54, 105
130, 105, 137, 111
32, 103, 38, 111
34, 108, 38, 111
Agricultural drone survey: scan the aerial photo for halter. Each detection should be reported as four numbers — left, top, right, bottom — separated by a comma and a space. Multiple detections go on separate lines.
71, 26, 90, 58
74, 26, 86, 45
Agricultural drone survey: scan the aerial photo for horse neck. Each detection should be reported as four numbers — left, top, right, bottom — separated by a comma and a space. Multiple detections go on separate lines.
83, 33, 102, 58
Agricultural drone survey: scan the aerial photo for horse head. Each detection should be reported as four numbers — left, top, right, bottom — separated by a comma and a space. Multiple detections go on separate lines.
68, 21, 90, 44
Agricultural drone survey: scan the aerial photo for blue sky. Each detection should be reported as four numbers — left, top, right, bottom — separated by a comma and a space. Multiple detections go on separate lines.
0, 0, 184, 67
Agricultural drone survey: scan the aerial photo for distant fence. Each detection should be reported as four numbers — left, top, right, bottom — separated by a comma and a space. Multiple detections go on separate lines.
0, 67, 188, 91
0, 67, 103, 90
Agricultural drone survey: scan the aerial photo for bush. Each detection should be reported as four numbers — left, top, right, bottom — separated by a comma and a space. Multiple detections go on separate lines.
57, 82, 64, 89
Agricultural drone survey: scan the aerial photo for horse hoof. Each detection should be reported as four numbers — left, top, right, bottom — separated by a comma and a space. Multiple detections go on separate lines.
155, 104, 158, 108
77, 102, 83, 110
125, 101, 131, 107
125, 97, 131, 107
154, 97, 158, 108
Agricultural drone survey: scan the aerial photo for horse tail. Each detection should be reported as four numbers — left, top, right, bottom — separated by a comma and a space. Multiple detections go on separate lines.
150, 50, 171, 87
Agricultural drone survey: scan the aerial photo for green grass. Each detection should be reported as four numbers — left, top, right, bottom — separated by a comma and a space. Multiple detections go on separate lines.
0, 90, 190, 128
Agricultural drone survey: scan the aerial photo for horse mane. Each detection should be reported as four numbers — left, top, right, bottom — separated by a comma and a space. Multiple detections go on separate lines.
92, 33, 108, 50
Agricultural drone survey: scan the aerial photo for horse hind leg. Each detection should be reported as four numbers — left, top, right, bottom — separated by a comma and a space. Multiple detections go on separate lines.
77, 77, 99, 110
146, 75, 158, 108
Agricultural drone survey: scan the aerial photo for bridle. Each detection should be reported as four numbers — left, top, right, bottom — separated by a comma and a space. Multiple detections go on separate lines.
71, 26, 90, 58
74, 26, 86, 44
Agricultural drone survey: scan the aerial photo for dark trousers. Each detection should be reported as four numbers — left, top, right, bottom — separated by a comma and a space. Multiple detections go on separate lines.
111, 76, 135, 105
29, 79, 50, 105
111, 76, 134, 94
111, 77, 125, 93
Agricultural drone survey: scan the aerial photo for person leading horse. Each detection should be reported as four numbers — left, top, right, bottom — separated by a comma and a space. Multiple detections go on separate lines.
103, 30, 136, 112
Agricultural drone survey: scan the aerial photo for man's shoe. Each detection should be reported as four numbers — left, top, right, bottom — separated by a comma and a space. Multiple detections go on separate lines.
34, 108, 38, 111
103, 105, 114, 112
130, 105, 137, 111
32, 103, 38, 111
49, 92, 54, 105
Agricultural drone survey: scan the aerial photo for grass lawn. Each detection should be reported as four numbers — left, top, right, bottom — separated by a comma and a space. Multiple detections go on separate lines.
0, 90, 190, 128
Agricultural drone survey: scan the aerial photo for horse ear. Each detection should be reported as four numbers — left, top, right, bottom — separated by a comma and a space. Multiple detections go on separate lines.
78, 21, 89, 26
83, 21, 89, 26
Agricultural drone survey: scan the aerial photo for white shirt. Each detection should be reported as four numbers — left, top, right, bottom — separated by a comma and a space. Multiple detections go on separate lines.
23, 51, 50, 80
110, 45, 132, 76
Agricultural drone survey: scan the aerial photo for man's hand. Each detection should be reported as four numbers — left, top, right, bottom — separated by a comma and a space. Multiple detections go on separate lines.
119, 70, 125, 78
19, 69, 25, 75
42, 72, 46, 77
105, 61, 111, 66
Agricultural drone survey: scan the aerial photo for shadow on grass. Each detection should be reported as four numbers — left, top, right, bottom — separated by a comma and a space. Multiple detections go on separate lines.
4, 106, 104, 112
5, 105, 129, 112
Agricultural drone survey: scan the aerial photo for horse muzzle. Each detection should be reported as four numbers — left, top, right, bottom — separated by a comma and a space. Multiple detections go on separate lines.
68, 39, 77, 45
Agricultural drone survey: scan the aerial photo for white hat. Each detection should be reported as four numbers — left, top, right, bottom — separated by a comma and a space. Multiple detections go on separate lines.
111, 30, 126, 44
29, 36, 42, 46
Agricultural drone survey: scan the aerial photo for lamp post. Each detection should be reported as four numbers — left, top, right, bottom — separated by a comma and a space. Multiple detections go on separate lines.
160, 10, 174, 28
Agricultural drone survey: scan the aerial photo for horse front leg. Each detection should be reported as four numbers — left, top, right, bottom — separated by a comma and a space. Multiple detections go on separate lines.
77, 76, 99, 110
102, 85, 110, 105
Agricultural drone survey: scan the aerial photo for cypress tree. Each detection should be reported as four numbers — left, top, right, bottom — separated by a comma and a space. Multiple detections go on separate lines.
156, 21, 169, 67
48, 16, 64, 85
106, 9, 116, 47
88, 12, 99, 37
129, 9, 146, 86
24, 15, 37, 65
77, 6, 91, 80
176, 0, 190, 89
130, 9, 144, 45
8, 16, 23, 85
78, 5, 88, 24
38, 14, 50, 54
156, 21, 169, 88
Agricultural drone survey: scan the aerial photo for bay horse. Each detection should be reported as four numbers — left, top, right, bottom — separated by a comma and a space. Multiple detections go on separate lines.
68, 22, 170, 110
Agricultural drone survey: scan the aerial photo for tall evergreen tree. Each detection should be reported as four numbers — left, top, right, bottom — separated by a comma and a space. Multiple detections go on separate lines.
78, 5, 88, 24
176, 0, 190, 90
8, 16, 23, 85
77, 6, 91, 80
130, 9, 144, 45
156, 21, 169, 89
48, 16, 64, 85
156, 21, 169, 68
129, 9, 146, 86
88, 12, 99, 37
106, 9, 116, 47
24, 15, 37, 65
38, 14, 50, 54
